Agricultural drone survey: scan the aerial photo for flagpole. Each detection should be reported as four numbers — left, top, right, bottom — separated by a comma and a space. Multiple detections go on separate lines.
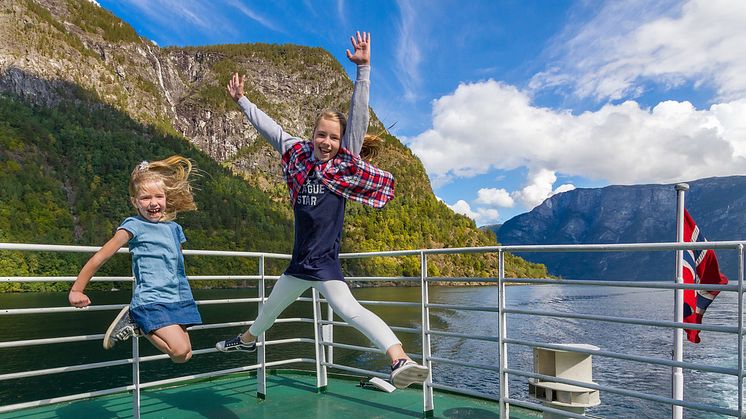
673, 183, 688, 419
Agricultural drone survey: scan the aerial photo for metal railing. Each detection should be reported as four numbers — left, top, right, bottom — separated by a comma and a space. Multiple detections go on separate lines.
1, 240, 744, 418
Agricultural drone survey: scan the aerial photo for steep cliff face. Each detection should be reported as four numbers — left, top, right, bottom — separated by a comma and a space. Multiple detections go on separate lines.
498, 176, 746, 280
1, 1, 354, 191
1, 0, 549, 282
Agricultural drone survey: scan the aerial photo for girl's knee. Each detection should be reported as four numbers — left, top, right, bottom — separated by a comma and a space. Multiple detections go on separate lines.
169, 342, 192, 363
171, 350, 192, 363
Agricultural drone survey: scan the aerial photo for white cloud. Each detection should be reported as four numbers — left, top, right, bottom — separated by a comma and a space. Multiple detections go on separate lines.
510, 169, 575, 209
475, 188, 514, 207
409, 80, 746, 208
447, 200, 499, 226
531, 0, 746, 101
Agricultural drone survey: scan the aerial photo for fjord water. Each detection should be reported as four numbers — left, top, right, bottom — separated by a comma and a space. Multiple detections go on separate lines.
0, 285, 739, 418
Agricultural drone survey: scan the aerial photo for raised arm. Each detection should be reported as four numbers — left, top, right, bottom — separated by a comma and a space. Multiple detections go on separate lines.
228, 73, 301, 155
343, 32, 371, 156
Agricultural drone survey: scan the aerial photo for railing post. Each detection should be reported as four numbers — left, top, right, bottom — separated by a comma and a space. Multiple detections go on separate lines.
326, 304, 334, 369
738, 244, 744, 418
673, 183, 688, 419
132, 326, 140, 419
257, 256, 266, 399
498, 249, 509, 418
131, 272, 141, 419
420, 251, 434, 417
313, 288, 328, 392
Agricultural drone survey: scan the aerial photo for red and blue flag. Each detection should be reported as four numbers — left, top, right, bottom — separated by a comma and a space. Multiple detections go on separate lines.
682, 209, 729, 343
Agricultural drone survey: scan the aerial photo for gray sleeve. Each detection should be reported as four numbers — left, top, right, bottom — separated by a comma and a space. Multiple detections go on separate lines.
237, 96, 301, 155
343, 65, 370, 156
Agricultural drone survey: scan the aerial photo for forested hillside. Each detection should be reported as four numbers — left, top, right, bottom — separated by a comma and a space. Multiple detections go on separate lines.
0, 0, 548, 291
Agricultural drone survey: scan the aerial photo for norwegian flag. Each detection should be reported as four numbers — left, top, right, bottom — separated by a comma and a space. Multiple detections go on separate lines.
682, 209, 729, 343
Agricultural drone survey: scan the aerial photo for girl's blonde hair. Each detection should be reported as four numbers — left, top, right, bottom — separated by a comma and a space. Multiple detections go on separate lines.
314, 111, 382, 161
129, 155, 197, 221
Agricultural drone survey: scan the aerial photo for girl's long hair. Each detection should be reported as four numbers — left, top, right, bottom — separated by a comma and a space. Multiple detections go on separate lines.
129, 155, 197, 221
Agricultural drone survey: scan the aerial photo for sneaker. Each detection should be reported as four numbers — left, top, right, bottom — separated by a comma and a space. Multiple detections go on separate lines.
215, 335, 256, 353
103, 306, 141, 350
390, 359, 430, 389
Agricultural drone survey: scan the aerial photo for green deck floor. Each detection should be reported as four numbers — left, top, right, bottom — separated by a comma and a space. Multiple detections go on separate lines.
2, 371, 540, 418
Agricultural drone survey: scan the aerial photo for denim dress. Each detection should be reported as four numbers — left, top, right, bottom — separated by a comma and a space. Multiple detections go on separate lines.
118, 216, 202, 334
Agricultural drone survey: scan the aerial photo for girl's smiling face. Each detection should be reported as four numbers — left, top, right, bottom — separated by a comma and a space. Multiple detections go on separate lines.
312, 118, 342, 162
131, 180, 167, 222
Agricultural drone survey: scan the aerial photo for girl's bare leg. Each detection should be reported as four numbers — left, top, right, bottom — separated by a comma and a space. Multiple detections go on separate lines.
145, 325, 192, 363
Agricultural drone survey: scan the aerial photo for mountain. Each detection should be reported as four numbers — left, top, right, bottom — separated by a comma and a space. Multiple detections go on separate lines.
497, 176, 746, 280
0, 0, 548, 290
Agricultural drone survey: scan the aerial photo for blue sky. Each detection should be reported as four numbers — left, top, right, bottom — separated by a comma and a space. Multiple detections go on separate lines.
95, 0, 746, 225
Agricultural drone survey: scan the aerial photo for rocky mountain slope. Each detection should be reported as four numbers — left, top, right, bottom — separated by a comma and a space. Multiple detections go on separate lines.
497, 176, 746, 280
0, 0, 548, 288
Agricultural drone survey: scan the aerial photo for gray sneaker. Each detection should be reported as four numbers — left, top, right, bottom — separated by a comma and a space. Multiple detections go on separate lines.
103, 306, 141, 350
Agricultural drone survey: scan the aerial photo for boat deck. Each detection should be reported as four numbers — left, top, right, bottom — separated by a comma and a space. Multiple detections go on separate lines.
1, 371, 539, 418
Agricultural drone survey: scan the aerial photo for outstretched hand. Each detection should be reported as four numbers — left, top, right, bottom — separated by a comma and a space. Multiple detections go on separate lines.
346, 31, 370, 65
227, 73, 246, 102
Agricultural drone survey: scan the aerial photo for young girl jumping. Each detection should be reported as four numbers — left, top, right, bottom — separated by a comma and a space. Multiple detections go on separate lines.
215, 32, 430, 389
68, 156, 202, 364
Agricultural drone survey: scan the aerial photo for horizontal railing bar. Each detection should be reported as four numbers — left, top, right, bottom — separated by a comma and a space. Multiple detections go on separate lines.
502, 241, 746, 253
1, 304, 127, 316
335, 241, 746, 259
321, 341, 383, 354
5, 241, 744, 258
1, 297, 268, 315
345, 276, 420, 282
355, 300, 420, 307
195, 298, 262, 306
506, 338, 739, 376
312, 297, 420, 308
0, 319, 314, 348
506, 368, 738, 416
4, 276, 736, 290
425, 303, 499, 312
505, 307, 739, 334
428, 329, 498, 342
0, 357, 133, 381
317, 319, 419, 335
430, 382, 499, 402
0, 275, 285, 283
1, 276, 134, 283
427, 356, 500, 372
182, 249, 291, 259
0, 242, 293, 259
507, 277, 740, 291
426, 277, 499, 283
0, 334, 104, 349
0, 337, 314, 381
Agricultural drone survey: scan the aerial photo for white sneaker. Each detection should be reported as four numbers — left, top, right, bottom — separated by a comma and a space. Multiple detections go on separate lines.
215, 335, 256, 352
390, 359, 429, 389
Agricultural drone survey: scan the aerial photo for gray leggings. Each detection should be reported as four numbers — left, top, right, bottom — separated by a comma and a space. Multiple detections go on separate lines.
248, 274, 401, 351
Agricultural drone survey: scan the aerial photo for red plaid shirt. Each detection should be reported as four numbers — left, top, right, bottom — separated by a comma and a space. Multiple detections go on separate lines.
281, 141, 395, 208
